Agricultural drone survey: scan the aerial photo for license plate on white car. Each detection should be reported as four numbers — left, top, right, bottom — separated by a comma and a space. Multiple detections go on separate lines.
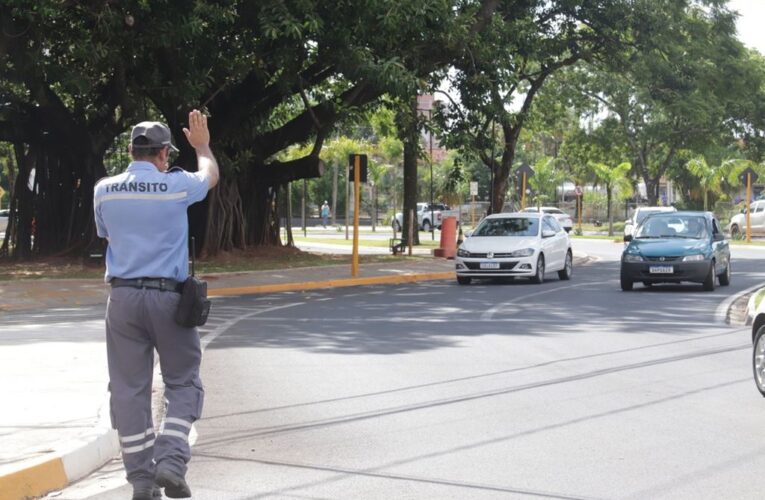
649, 265, 673, 274
480, 262, 500, 269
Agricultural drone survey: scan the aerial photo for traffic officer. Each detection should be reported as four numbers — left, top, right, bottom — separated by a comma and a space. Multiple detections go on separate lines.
93, 110, 219, 499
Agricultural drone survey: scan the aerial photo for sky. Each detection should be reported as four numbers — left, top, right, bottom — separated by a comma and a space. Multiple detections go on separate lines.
728, 0, 765, 53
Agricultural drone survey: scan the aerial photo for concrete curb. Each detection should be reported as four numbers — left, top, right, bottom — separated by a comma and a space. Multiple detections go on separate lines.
208, 271, 455, 297
0, 395, 119, 500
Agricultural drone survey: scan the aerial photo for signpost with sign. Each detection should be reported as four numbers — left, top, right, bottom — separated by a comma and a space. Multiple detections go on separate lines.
515, 163, 534, 210
470, 181, 478, 226
348, 154, 368, 277
739, 167, 759, 242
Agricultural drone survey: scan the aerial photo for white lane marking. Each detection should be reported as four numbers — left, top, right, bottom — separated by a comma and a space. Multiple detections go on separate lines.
481, 281, 612, 321
184, 302, 304, 448
715, 281, 765, 324
200, 302, 303, 351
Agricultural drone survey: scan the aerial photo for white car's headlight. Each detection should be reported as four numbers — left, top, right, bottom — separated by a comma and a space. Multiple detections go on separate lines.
682, 254, 704, 262
509, 248, 535, 257
623, 254, 644, 263
457, 248, 470, 257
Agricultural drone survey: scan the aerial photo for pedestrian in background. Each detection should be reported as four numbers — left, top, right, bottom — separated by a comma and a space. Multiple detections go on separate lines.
93, 110, 219, 500
321, 200, 330, 228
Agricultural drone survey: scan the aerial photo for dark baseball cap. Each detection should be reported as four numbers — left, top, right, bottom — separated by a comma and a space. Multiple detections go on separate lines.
130, 121, 179, 152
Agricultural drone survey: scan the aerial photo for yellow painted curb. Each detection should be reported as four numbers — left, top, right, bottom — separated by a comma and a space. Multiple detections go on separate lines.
0, 457, 68, 500
209, 272, 454, 297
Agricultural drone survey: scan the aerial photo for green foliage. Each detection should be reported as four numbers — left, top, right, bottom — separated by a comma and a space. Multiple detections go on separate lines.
589, 162, 632, 202
555, 2, 758, 203
528, 157, 566, 206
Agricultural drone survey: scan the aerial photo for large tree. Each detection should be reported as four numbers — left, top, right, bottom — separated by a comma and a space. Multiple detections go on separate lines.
434, 0, 639, 214
0, 0, 500, 258
563, 2, 759, 204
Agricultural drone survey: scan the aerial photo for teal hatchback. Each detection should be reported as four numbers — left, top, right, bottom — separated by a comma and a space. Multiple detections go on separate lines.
620, 211, 731, 291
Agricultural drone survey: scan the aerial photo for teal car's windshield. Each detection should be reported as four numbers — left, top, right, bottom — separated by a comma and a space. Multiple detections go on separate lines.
473, 217, 539, 237
636, 215, 708, 239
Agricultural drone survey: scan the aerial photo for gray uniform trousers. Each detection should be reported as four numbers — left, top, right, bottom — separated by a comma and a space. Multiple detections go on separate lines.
106, 286, 204, 487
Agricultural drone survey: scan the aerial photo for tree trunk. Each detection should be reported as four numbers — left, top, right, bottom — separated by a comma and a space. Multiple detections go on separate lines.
285, 183, 294, 247
607, 186, 613, 236
242, 174, 280, 246
332, 161, 338, 226
1, 134, 103, 259
202, 178, 246, 256
645, 177, 660, 205
400, 96, 420, 245
490, 132, 517, 214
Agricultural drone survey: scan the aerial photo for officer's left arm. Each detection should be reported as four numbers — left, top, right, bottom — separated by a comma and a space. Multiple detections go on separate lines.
93, 187, 109, 239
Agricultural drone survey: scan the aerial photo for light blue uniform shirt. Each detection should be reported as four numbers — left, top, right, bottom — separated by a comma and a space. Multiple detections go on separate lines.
93, 161, 210, 283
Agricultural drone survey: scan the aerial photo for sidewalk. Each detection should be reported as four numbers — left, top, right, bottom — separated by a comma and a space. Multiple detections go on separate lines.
0, 256, 456, 500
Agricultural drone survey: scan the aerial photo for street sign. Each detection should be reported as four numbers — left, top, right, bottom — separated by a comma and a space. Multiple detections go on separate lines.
739, 167, 759, 185
469, 181, 478, 196
348, 154, 368, 183
516, 163, 534, 177
575, 185, 583, 197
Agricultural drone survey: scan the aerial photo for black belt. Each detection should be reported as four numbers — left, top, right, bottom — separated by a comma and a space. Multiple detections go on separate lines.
110, 277, 184, 293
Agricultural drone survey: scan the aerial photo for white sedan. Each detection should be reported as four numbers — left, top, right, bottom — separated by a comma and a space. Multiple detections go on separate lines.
455, 213, 572, 285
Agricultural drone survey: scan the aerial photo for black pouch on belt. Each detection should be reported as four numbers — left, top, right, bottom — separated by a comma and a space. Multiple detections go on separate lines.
174, 276, 211, 327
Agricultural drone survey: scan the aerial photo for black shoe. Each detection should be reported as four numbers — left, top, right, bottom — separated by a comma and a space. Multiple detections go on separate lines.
132, 485, 162, 500
155, 467, 192, 498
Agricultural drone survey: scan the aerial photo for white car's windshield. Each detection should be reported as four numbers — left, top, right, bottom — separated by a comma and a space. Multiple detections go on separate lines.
636, 215, 708, 239
473, 217, 539, 237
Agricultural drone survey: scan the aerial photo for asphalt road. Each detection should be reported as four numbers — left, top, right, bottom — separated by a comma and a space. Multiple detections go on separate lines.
56, 240, 765, 499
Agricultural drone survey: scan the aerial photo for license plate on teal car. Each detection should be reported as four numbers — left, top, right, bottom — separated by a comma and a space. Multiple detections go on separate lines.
480, 262, 500, 269
649, 265, 673, 274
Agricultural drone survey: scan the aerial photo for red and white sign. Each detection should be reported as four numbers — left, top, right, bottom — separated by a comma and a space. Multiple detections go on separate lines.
575, 186, 583, 196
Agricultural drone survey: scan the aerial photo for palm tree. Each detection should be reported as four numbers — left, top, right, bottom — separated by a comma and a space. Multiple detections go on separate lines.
686, 156, 727, 211
528, 157, 567, 209
589, 162, 632, 236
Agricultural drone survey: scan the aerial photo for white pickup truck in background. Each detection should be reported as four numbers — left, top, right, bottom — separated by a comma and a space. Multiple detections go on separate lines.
393, 202, 459, 232
728, 199, 765, 238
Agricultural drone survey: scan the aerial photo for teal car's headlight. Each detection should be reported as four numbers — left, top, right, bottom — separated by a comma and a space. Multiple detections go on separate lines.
457, 248, 470, 257
509, 248, 534, 257
682, 254, 705, 262
623, 254, 644, 263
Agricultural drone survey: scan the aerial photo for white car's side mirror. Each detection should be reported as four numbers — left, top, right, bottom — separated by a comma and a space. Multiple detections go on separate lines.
542, 229, 556, 238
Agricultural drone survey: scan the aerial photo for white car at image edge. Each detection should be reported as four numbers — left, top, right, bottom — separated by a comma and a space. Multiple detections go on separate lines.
455, 212, 572, 285
520, 206, 574, 232
0, 209, 8, 233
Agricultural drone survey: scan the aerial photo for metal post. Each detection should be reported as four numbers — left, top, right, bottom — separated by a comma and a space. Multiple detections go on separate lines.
408, 209, 414, 256
429, 109, 434, 240
345, 162, 349, 240
352, 155, 361, 277
747, 172, 752, 243
302, 178, 306, 237
489, 120, 495, 215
